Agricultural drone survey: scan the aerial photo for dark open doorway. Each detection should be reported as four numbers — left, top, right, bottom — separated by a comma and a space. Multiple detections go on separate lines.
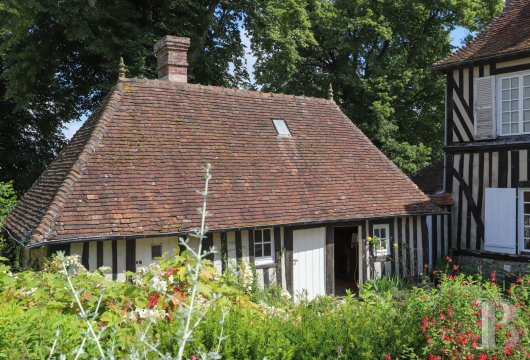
334, 226, 360, 295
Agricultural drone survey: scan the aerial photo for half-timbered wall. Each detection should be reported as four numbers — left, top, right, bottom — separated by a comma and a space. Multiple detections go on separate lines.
446, 57, 530, 145
446, 55, 530, 253
447, 56, 530, 144
42, 215, 446, 295
447, 148, 530, 251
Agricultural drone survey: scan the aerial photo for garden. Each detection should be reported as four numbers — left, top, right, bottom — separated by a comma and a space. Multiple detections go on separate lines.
0, 250, 528, 359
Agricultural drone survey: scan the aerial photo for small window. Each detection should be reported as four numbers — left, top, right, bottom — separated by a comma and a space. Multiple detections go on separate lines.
254, 228, 274, 264
272, 119, 292, 137
151, 244, 162, 259
372, 224, 390, 257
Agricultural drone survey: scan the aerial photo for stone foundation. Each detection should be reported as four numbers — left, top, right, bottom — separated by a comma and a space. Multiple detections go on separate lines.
454, 254, 530, 278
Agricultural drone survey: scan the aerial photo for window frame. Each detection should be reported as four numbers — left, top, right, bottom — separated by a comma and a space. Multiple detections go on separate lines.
496, 70, 530, 136
151, 244, 163, 260
254, 228, 275, 266
272, 119, 292, 137
518, 189, 530, 254
372, 224, 391, 257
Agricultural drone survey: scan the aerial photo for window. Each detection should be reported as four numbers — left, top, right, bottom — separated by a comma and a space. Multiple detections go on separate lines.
520, 190, 530, 253
272, 119, 292, 137
151, 244, 162, 259
372, 224, 390, 256
254, 228, 274, 264
498, 72, 530, 135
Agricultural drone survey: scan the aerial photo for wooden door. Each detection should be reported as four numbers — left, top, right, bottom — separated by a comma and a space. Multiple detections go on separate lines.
293, 227, 326, 300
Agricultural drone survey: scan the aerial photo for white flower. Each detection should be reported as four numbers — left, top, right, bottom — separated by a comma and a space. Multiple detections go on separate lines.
98, 266, 112, 274
137, 266, 148, 276
150, 276, 167, 293
127, 308, 166, 323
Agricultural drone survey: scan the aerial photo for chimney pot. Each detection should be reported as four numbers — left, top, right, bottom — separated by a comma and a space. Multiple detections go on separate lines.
154, 36, 190, 82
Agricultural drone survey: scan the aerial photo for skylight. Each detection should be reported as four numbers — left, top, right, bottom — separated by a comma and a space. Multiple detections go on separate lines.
272, 119, 292, 137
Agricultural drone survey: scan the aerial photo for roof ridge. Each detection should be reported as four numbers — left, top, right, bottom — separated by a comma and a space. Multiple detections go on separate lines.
121, 78, 334, 104
30, 84, 125, 243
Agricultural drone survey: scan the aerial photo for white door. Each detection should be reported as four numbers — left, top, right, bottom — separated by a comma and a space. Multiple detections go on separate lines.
484, 188, 517, 254
293, 227, 326, 300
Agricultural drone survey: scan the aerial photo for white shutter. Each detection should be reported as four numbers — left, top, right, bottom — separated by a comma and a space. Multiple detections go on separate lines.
474, 76, 496, 140
484, 188, 516, 254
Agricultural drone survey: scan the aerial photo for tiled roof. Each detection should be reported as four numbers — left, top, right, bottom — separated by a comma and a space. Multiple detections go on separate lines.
3, 79, 442, 246
433, 0, 530, 70
411, 159, 445, 195
429, 194, 454, 207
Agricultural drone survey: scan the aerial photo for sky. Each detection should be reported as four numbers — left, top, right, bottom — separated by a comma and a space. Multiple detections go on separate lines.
62, 27, 469, 140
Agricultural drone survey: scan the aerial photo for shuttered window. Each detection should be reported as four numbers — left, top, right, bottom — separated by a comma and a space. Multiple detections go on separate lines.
474, 76, 496, 140
484, 188, 517, 254
497, 71, 530, 135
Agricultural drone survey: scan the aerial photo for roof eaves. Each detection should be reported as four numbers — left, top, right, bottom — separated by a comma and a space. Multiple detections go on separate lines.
432, 48, 530, 72
26, 209, 447, 248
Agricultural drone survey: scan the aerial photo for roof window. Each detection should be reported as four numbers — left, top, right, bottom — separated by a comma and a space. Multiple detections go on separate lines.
272, 119, 292, 137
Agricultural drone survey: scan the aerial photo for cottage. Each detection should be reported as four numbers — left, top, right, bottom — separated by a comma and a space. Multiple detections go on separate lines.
432, 0, 530, 273
3, 36, 444, 298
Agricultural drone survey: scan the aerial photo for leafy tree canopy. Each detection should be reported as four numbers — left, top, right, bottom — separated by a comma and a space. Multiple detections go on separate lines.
248, 0, 503, 173
1, 0, 504, 193
0, 0, 251, 193
0, 181, 16, 223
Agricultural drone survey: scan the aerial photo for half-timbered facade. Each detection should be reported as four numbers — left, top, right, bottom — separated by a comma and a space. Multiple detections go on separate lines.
4, 36, 444, 299
433, 0, 530, 267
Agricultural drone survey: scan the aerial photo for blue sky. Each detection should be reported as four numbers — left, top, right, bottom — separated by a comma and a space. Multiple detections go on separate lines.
63, 27, 469, 139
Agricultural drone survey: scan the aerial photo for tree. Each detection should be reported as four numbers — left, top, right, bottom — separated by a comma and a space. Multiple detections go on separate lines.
0, 181, 19, 269
1, 0, 252, 193
247, 0, 503, 174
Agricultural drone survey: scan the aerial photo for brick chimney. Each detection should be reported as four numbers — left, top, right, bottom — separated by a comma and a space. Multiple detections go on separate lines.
154, 36, 190, 82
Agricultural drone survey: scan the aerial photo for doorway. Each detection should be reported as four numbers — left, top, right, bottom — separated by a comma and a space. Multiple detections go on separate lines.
334, 226, 360, 295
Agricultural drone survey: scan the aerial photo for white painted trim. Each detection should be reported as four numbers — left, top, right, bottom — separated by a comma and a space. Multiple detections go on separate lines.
372, 223, 390, 256
496, 70, 530, 136
518, 188, 530, 253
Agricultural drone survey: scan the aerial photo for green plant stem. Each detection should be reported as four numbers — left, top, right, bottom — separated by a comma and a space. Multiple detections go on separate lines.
176, 164, 211, 360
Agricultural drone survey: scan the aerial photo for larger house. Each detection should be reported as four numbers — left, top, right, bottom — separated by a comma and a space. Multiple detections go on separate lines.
3, 36, 444, 298
432, 0, 530, 272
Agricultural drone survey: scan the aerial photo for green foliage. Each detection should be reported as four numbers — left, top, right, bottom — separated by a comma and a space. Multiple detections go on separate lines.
0, 181, 20, 269
1, 252, 529, 359
0, 0, 252, 193
0, 181, 16, 222
249, 0, 504, 173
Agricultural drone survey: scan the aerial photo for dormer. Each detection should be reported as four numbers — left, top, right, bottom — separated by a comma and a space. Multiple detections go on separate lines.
433, 0, 530, 145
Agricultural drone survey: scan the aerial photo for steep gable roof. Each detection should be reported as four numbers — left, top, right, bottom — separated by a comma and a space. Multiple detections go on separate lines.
433, 0, 530, 70
4, 79, 441, 247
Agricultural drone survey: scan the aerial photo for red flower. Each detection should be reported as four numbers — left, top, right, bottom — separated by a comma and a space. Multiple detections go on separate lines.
490, 272, 496, 282
503, 347, 514, 355
147, 293, 160, 308
479, 354, 488, 360
385, 355, 391, 360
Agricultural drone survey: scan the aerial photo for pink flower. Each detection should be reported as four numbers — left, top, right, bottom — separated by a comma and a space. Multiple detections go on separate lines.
453, 265, 458, 271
